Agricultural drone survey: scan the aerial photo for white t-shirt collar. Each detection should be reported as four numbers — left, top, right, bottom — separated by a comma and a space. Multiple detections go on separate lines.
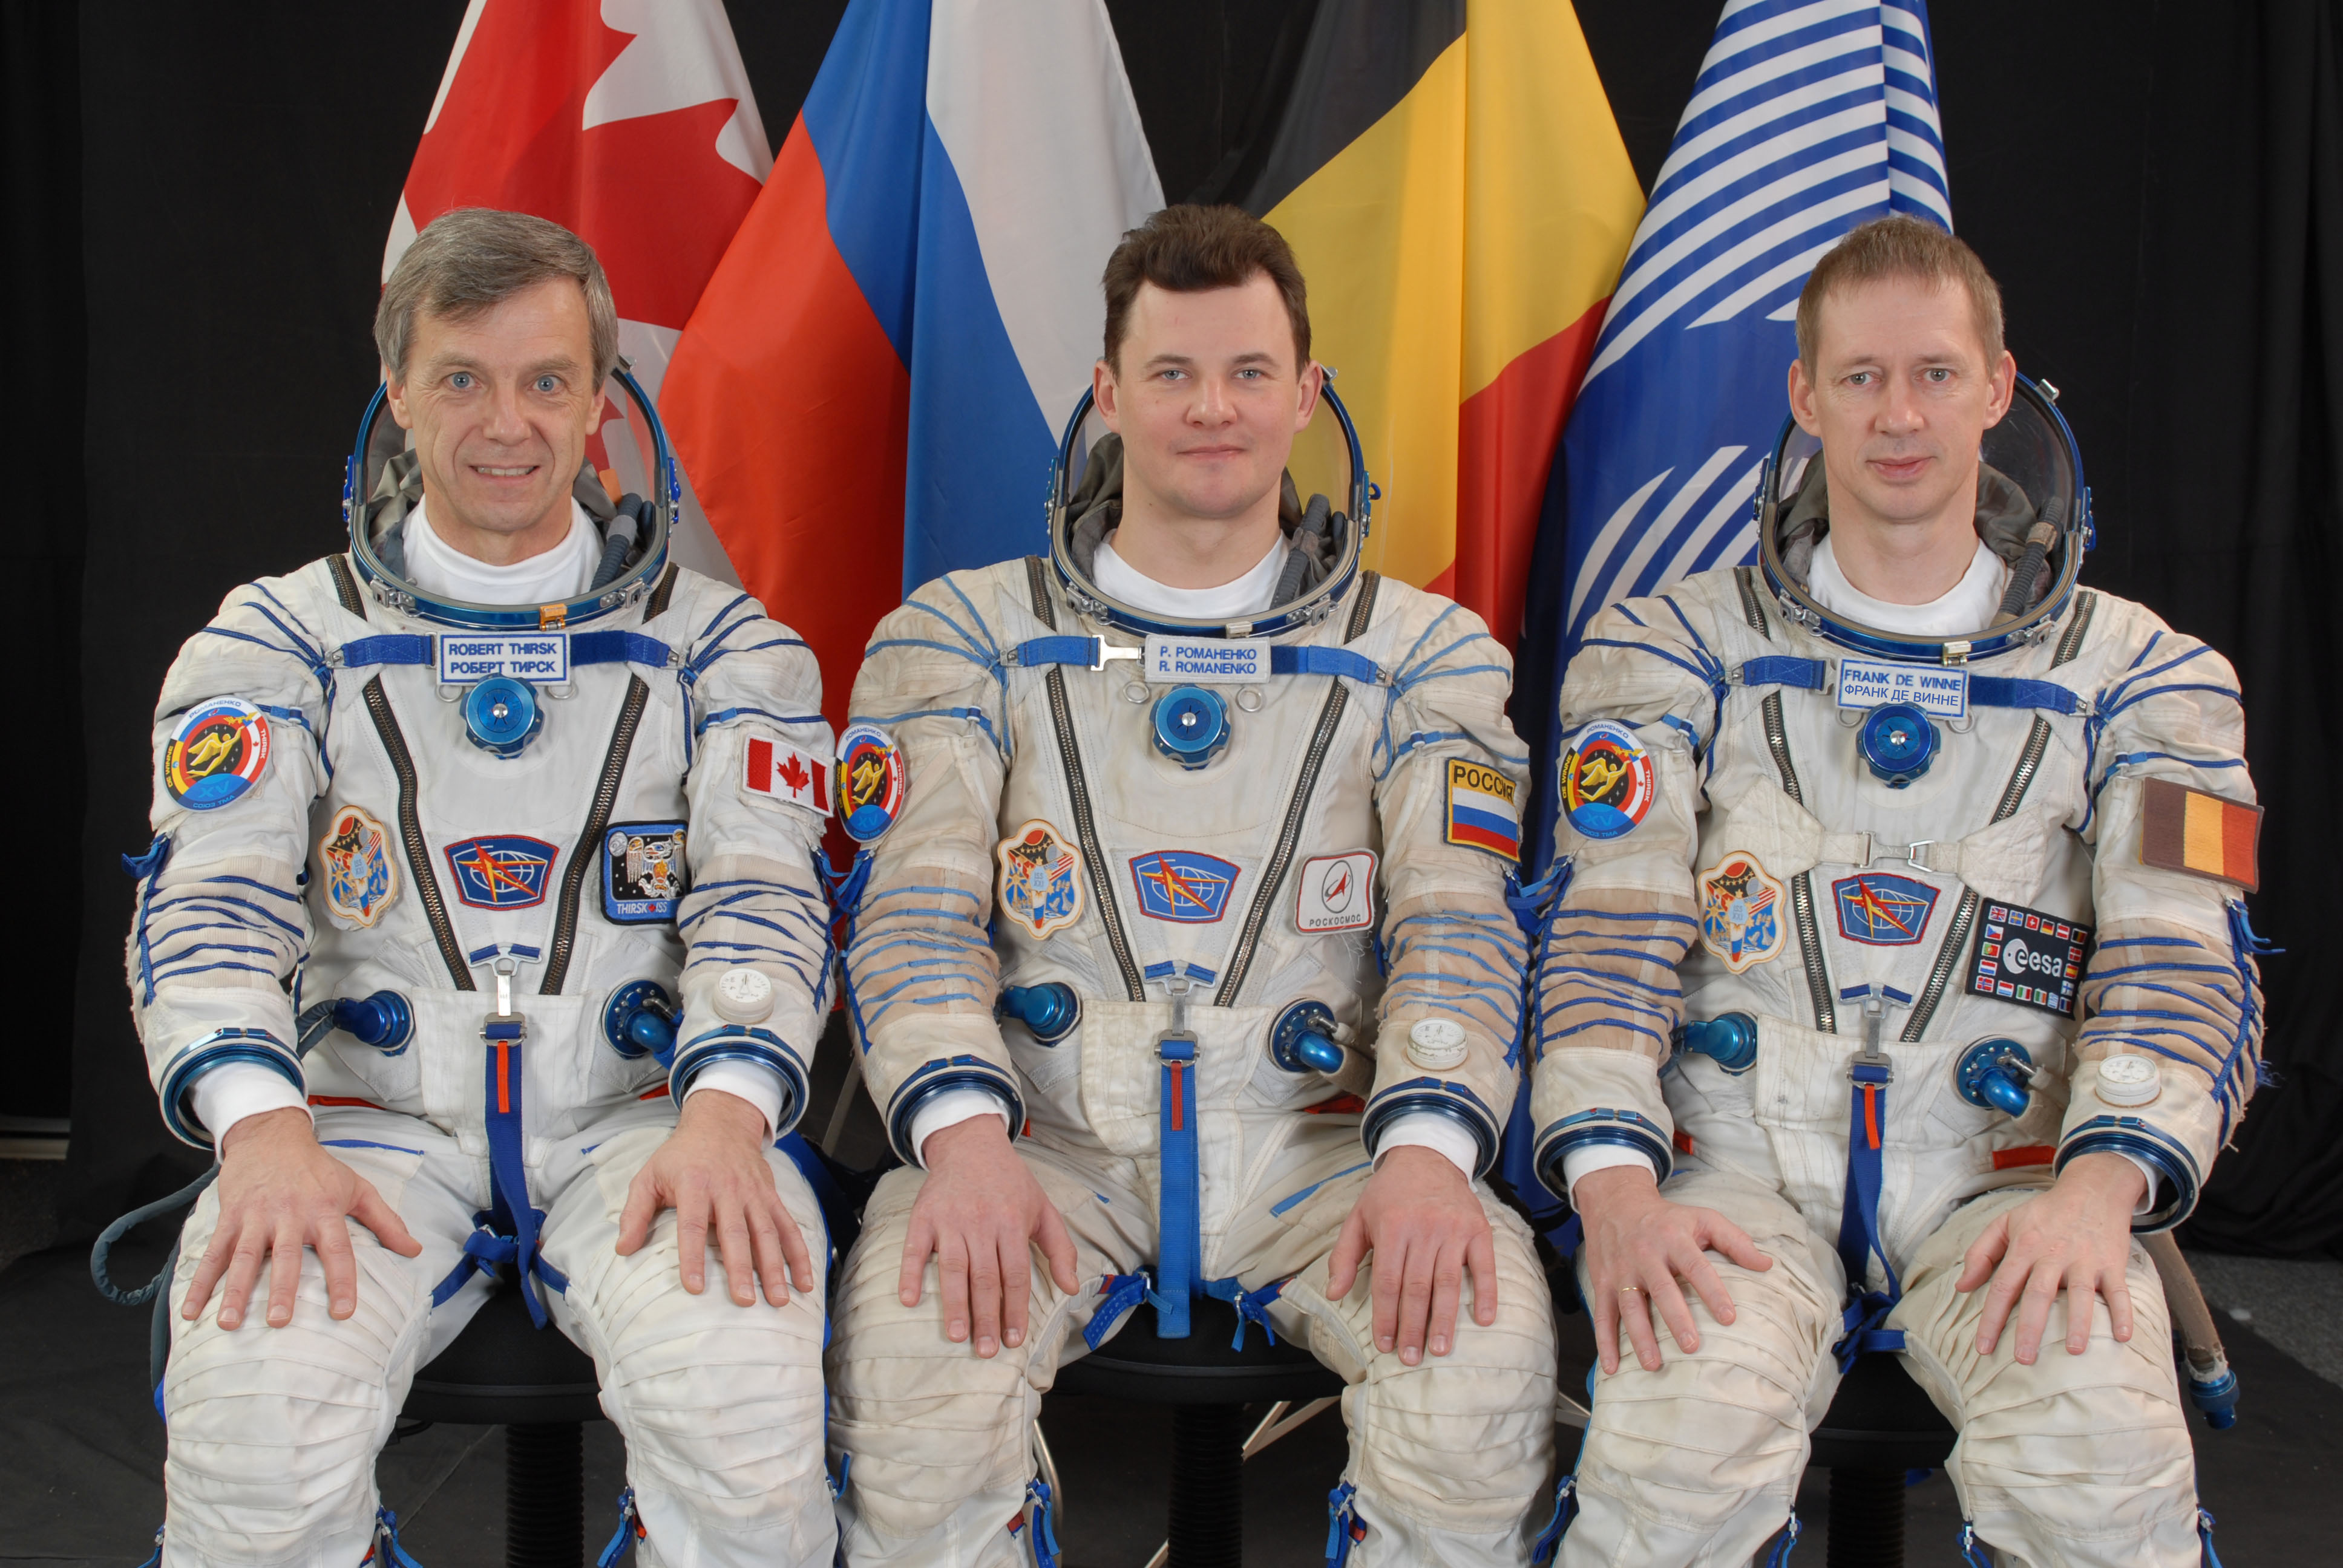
1091, 529, 1286, 621
402, 497, 600, 608
1808, 534, 2009, 638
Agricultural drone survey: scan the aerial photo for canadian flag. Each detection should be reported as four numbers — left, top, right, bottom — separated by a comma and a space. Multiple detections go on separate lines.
745, 737, 828, 812
384, 0, 767, 582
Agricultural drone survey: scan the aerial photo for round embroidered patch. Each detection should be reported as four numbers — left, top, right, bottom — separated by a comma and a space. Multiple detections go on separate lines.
163, 698, 272, 810
1697, 853, 1786, 973
318, 805, 398, 927
1560, 720, 1655, 840
836, 723, 907, 843
997, 820, 1084, 939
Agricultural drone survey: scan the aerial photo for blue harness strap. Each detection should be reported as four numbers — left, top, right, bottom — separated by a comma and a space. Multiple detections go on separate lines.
430, 1016, 568, 1326
1968, 675, 2080, 714
1203, 1275, 1286, 1351
1011, 634, 1384, 685
1833, 1053, 1905, 1368
570, 630, 673, 667
1152, 1032, 1202, 1338
1739, 656, 1829, 690
1325, 1482, 1366, 1564
340, 634, 434, 668
596, 1489, 644, 1566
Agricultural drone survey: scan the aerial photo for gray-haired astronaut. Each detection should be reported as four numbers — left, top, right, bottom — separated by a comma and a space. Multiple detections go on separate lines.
129, 211, 836, 1567
825, 206, 1556, 1567
1533, 214, 2264, 1568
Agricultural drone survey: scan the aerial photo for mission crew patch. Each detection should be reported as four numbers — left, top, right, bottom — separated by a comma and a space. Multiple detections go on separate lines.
163, 698, 272, 810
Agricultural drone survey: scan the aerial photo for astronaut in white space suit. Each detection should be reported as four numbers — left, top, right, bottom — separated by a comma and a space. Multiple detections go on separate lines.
824, 205, 1558, 1567
129, 210, 838, 1567
1532, 215, 2266, 1567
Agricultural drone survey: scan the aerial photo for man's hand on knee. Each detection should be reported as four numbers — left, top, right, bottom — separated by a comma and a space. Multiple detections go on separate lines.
185, 1106, 422, 1331
1573, 1165, 1772, 1376
618, 1088, 813, 1307
899, 1118, 1078, 1359
1956, 1153, 2146, 1364
1326, 1146, 1498, 1367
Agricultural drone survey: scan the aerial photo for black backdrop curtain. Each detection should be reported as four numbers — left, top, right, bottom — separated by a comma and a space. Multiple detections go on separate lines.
18, 1, 2338, 1254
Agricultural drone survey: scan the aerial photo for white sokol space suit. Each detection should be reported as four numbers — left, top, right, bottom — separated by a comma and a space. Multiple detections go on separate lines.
129, 377, 837, 1567
826, 393, 1558, 1566
1531, 381, 2265, 1567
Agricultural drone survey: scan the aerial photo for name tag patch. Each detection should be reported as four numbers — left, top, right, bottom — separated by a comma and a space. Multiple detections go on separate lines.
1967, 900, 2091, 1017
1144, 634, 1270, 685
603, 821, 687, 924
743, 737, 830, 814
1837, 657, 1968, 718
1296, 851, 1377, 933
438, 633, 570, 685
1444, 759, 1521, 861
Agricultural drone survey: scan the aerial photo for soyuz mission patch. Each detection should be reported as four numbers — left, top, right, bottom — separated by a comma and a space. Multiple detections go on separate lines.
603, 822, 687, 924
837, 724, 906, 843
163, 698, 272, 810
998, 820, 1083, 939
1967, 900, 2091, 1018
1559, 722, 1654, 840
318, 805, 396, 927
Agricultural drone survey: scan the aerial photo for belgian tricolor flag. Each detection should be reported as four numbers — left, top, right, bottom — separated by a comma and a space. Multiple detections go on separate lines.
1233, 0, 1643, 644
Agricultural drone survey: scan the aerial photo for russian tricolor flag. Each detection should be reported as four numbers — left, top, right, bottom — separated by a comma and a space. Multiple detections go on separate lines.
660, 0, 1162, 719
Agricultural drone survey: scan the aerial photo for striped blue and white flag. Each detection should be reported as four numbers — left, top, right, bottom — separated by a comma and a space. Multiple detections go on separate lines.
1517, 0, 1950, 867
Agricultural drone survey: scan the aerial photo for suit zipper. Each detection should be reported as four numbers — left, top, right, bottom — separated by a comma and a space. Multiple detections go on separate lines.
541, 676, 649, 995
1761, 691, 1836, 1033
362, 675, 472, 990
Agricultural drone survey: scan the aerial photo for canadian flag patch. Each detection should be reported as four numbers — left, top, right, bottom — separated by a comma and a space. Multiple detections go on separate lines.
744, 737, 829, 812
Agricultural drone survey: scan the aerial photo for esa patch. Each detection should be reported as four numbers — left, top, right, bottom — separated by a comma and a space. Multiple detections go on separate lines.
1967, 901, 2091, 1018
998, 820, 1083, 939
2140, 777, 2261, 891
743, 737, 828, 814
837, 724, 907, 843
444, 835, 557, 910
1130, 851, 1239, 923
1832, 872, 1939, 946
163, 698, 272, 810
603, 822, 687, 924
318, 805, 397, 927
1296, 851, 1377, 933
1444, 759, 1521, 861
1559, 722, 1655, 840
1698, 854, 1785, 972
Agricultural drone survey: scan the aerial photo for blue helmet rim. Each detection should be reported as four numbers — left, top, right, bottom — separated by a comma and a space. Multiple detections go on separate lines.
340, 365, 678, 630
1754, 372, 2091, 662
1046, 380, 1373, 639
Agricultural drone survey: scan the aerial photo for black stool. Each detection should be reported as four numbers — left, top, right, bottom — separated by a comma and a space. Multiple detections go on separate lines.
1054, 1296, 1344, 1567
1804, 1354, 1956, 1568
401, 1287, 608, 1568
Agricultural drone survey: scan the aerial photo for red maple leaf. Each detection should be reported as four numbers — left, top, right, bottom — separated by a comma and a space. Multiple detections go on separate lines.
776, 751, 811, 795
400, 0, 761, 331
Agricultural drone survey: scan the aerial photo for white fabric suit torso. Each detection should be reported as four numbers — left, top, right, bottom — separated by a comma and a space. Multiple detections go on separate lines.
131, 553, 839, 1567
826, 555, 1559, 1567
1532, 561, 2264, 1568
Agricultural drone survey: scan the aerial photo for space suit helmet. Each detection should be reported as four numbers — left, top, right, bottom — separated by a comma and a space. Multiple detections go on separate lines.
1754, 372, 2091, 662
1046, 380, 1373, 639
340, 364, 676, 630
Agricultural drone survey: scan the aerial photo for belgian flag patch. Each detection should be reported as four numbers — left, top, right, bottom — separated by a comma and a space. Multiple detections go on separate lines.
2139, 778, 2261, 892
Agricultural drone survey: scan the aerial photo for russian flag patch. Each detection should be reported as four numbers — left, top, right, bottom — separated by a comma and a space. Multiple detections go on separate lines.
1444, 759, 1521, 862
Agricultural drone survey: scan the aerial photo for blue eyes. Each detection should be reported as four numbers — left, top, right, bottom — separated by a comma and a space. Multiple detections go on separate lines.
444, 373, 563, 392
450, 372, 474, 390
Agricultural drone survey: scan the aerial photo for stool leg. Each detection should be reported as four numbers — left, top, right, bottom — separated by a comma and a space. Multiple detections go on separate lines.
505, 1422, 585, 1568
1826, 1466, 1905, 1568
1168, 1402, 1246, 1567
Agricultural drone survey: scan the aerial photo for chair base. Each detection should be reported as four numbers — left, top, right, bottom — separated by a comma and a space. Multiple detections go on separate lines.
504, 1423, 584, 1568
1826, 1466, 1907, 1568
1168, 1403, 1247, 1567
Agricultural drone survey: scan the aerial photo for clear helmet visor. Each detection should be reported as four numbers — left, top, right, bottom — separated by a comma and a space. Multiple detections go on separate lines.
1758, 373, 2091, 655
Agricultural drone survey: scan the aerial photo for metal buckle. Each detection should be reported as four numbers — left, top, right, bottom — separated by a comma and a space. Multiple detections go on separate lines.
1090, 638, 1142, 673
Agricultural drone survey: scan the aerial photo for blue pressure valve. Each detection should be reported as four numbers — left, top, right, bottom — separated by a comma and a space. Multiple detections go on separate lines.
1674, 1013, 1757, 1074
464, 675, 544, 758
1271, 1001, 1346, 1076
603, 980, 677, 1066
1858, 701, 1938, 788
1152, 685, 1231, 769
1000, 982, 1081, 1044
331, 990, 413, 1051
1956, 1038, 2036, 1117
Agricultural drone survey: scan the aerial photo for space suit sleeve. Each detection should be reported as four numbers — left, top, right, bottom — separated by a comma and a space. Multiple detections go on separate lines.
1358, 599, 1533, 1180
2065, 616, 2266, 1230
1525, 594, 1726, 1199
840, 575, 1018, 1165
667, 589, 836, 1137
127, 573, 332, 1148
